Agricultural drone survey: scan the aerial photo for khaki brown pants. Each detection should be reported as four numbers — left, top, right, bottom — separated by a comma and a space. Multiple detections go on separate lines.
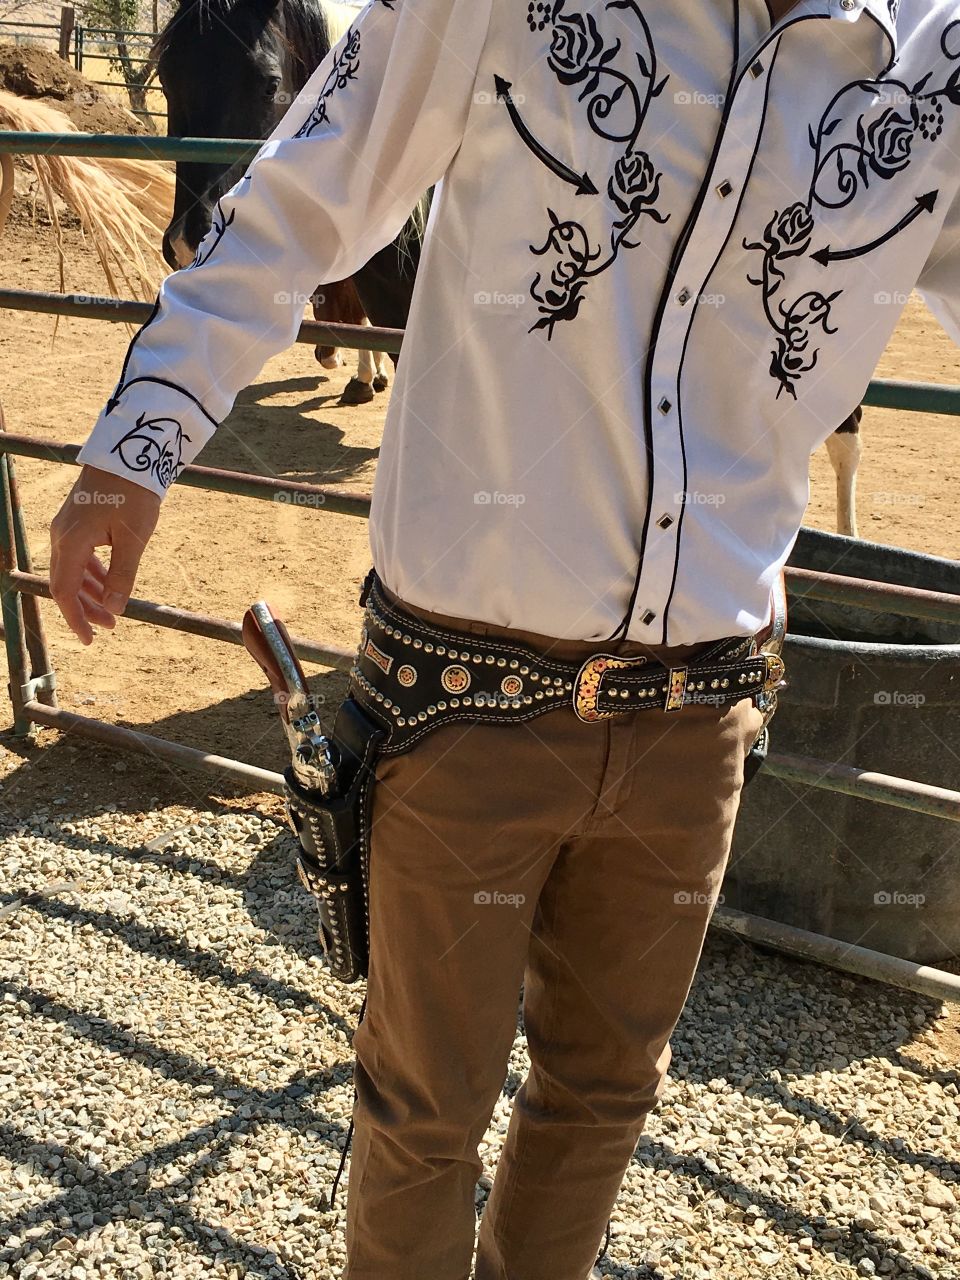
342, 588, 764, 1280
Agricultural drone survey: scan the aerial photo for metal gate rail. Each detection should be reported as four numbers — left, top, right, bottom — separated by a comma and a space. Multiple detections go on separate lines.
2, 127, 960, 1000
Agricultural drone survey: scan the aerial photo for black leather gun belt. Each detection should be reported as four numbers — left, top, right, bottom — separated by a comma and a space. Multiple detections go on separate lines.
350, 574, 786, 756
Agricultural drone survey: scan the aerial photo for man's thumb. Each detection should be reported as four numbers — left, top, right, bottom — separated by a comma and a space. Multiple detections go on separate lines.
102, 543, 144, 615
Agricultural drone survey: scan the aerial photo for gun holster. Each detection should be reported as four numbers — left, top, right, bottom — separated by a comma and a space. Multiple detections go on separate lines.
283, 696, 386, 983
743, 569, 788, 787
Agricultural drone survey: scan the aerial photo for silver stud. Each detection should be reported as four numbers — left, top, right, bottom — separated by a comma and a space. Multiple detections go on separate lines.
436, 645, 446, 656
710, 679, 720, 689
417, 711, 427, 722
428, 704, 437, 715
520, 665, 529, 675
721, 678, 729, 688
412, 638, 422, 649
450, 698, 460, 708
486, 655, 495, 665
424, 643, 434, 654
497, 658, 507, 667
510, 660, 519, 670
402, 634, 412, 645
463, 696, 473, 706
438, 700, 447, 711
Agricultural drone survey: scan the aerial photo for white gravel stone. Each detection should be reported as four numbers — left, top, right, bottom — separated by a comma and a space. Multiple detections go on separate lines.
0, 803, 957, 1279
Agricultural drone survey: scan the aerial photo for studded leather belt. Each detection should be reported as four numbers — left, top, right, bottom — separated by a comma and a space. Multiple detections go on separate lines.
348, 573, 787, 756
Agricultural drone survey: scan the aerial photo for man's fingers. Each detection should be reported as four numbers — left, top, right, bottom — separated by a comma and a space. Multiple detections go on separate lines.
77, 588, 118, 629
101, 537, 146, 615
49, 522, 98, 645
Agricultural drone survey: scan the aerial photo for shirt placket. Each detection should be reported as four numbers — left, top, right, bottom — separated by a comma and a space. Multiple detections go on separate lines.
629, 37, 784, 644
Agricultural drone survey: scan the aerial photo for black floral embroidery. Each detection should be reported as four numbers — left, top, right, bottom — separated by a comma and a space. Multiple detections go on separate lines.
524, 0, 669, 338
745, 18, 960, 397
187, 175, 251, 271
111, 414, 191, 490
293, 25, 361, 139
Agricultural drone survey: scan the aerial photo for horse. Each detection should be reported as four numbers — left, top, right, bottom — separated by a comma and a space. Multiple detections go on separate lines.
153, 0, 425, 405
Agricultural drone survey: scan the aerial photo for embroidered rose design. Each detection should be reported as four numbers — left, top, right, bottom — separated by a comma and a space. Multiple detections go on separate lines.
154, 442, 180, 489
608, 151, 660, 219
548, 10, 606, 86
521, 0, 670, 338
863, 104, 919, 178
764, 202, 814, 258
112, 416, 190, 490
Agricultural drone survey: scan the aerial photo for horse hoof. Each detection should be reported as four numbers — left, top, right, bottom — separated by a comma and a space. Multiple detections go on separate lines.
340, 377, 375, 406
372, 374, 389, 393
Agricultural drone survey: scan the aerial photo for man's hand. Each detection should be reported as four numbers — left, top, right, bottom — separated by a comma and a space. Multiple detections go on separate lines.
49, 466, 161, 645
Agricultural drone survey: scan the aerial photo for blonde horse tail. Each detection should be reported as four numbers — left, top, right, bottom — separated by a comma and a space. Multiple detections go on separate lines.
0, 152, 14, 235
396, 189, 432, 272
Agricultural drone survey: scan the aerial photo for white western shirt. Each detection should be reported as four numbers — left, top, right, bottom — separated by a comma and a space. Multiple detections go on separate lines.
77, 0, 960, 644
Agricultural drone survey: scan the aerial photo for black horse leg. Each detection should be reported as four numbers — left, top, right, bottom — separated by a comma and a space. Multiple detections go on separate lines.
351, 224, 423, 373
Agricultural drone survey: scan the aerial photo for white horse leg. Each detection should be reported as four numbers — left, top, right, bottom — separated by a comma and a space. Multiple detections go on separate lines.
826, 425, 862, 539
340, 319, 377, 405
357, 341, 375, 387
373, 349, 389, 392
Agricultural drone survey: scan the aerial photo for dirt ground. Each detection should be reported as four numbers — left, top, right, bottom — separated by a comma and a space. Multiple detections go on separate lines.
0, 208, 957, 1063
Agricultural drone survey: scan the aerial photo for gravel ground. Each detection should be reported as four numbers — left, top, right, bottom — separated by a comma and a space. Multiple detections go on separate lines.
0, 801, 957, 1280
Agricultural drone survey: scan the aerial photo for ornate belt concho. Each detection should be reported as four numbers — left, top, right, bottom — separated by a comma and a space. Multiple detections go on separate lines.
441, 663, 471, 694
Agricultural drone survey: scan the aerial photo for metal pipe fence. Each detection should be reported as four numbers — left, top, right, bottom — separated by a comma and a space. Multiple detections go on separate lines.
1, 126, 959, 995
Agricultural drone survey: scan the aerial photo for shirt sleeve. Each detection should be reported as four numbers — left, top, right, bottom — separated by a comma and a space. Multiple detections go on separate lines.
76, 0, 493, 498
916, 184, 960, 348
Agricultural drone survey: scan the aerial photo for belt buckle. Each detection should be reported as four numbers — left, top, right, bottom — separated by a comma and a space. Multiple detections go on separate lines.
573, 653, 648, 723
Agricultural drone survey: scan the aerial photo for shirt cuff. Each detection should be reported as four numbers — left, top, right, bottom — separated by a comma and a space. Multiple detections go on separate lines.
76, 380, 218, 501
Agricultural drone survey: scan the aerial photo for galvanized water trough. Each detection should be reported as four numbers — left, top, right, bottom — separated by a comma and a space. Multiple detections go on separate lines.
730, 529, 960, 964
